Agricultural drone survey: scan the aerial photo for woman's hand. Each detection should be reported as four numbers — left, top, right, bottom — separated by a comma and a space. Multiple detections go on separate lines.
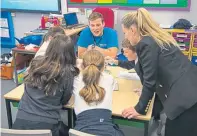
122, 106, 141, 119
134, 88, 142, 96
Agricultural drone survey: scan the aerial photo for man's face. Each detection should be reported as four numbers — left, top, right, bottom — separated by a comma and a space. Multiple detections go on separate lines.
123, 48, 137, 61
89, 18, 105, 37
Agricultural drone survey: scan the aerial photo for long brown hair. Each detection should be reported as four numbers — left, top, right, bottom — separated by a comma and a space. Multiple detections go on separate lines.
40, 26, 65, 45
25, 34, 79, 96
122, 8, 178, 48
79, 50, 105, 105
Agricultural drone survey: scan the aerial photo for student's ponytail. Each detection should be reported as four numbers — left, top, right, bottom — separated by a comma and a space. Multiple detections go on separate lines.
79, 50, 105, 105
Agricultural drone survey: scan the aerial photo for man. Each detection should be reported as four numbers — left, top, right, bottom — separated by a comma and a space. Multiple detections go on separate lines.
77, 12, 118, 58
35, 26, 65, 57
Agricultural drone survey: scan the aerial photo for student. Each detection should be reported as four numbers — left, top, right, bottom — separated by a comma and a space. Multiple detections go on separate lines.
35, 26, 65, 57
121, 8, 197, 136
77, 12, 118, 58
13, 35, 80, 136
73, 50, 124, 136
105, 39, 136, 70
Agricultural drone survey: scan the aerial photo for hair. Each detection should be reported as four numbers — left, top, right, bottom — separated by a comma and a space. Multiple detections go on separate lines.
122, 39, 136, 52
25, 34, 79, 96
88, 12, 104, 22
44, 26, 65, 42
79, 50, 105, 105
121, 8, 178, 48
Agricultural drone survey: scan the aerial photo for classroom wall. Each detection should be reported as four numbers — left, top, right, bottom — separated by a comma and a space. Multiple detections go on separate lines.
12, 0, 197, 46
114, 0, 197, 48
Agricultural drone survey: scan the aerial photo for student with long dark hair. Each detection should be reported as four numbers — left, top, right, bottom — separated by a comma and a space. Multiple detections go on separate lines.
13, 35, 79, 136
35, 26, 65, 57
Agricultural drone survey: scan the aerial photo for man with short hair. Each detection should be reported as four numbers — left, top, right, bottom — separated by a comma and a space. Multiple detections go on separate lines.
77, 12, 118, 58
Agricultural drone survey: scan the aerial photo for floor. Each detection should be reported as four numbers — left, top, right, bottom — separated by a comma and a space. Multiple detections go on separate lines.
1, 48, 162, 136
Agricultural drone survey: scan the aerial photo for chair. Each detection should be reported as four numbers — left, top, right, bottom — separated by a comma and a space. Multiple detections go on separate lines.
69, 129, 96, 136
0, 128, 52, 136
93, 7, 114, 29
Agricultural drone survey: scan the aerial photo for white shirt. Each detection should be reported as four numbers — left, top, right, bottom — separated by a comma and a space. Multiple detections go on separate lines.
35, 41, 50, 57
73, 72, 116, 115
135, 57, 138, 65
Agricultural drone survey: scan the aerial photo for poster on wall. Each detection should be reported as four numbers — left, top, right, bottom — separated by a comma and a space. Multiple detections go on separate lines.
67, 0, 190, 11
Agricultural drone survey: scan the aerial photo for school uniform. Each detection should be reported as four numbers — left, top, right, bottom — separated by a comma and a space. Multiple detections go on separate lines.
35, 41, 50, 57
134, 36, 197, 136
73, 72, 124, 136
118, 60, 135, 70
13, 84, 71, 136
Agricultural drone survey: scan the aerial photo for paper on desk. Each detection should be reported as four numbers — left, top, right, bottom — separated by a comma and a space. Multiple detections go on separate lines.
25, 44, 37, 50
113, 79, 119, 91
118, 71, 140, 80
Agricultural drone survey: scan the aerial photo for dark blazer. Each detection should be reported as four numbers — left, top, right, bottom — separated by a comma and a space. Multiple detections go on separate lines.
118, 60, 135, 70
118, 60, 163, 119
134, 36, 197, 120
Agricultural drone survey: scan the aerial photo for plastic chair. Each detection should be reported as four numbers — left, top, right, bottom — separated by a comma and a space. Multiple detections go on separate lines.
0, 128, 52, 136
69, 129, 95, 136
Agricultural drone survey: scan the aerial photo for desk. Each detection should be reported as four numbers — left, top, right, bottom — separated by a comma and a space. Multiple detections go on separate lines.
4, 67, 153, 136
3, 84, 74, 129
13, 27, 86, 86
24, 27, 86, 36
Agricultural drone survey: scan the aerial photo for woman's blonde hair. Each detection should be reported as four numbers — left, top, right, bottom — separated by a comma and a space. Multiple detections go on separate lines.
122, 8, 178, 48
80, 50, 105, 105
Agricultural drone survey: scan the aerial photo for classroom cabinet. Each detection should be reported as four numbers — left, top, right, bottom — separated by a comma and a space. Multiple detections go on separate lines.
165, 29, 197, 65
191, 34, 197, 65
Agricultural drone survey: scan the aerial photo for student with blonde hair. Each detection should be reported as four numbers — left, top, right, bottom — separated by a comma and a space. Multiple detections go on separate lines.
121, 8, 197, 136
73, 50, 124, 136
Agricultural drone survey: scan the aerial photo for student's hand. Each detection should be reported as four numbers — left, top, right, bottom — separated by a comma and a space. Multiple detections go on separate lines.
105, 56, 118, 65
122, 106, 140, 119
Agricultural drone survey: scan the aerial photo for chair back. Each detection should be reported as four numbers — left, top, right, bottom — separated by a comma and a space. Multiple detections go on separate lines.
0, 128, 52, 136
93, 7, 114, 29
69, 129, 96, 136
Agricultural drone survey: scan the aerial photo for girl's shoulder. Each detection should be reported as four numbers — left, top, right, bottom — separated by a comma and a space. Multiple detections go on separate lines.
100, 72, 114, 85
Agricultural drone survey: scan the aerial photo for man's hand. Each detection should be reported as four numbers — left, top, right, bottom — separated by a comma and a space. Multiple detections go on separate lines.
87, 45, 94, 51
94, 46, 118, 59
122, 106, 141, 119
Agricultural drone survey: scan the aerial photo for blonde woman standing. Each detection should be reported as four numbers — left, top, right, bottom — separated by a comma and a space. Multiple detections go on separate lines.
73, 50, 124, 136
121, 8, 197, 136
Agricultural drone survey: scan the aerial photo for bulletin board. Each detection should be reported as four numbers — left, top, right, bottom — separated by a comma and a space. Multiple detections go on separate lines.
67, 0, 191, 11
0, 11, 15, 48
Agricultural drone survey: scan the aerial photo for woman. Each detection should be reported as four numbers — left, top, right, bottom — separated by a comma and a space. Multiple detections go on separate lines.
121, 8, 197, 136
73, 50, 124, 136
13, 35, 79, 136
